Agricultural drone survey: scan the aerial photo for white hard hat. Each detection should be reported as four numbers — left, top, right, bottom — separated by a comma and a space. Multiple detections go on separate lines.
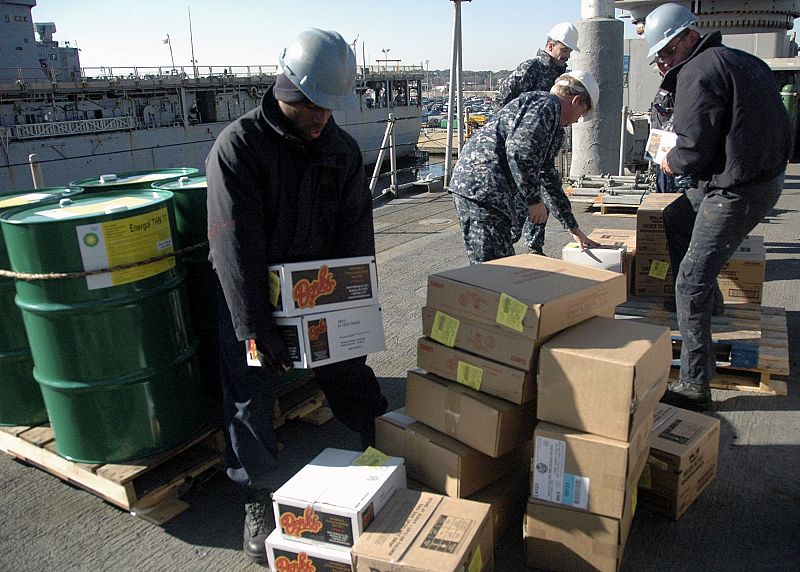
547, 22, 580, 52
644, 3, 698, 58
556, 70, 599, 122
279, 28, 358, 110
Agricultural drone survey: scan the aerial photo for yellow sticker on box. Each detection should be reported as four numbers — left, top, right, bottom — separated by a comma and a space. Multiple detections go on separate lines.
456, 361, 483, 391
649, 260, 669, 280
496, 292, 526, 332
431, 310, 459, 347
354, 447, 391, 467
468, 545, 483, 572
268, 271, 281, 308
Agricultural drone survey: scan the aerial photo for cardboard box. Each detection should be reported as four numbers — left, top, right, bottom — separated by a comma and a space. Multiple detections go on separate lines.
416, 337, 535, 404
634, 253, 674, 298
587, 228, 637, 294
351, 489, 493, 572
718, 236, 765, 303
405, 369, 537, 458
636, 193, 681, 255
266, 528, 353, 571
531, 419, 651, 519
269, 256, 379, 317
376, 408, 529, 498
426, 254, 626, 345
469, 467, 530, 542
537, 316, 671, 441
272, 448, 406, 549
638, 403, 720, 520
561, 244, 626, 274
422, 306, 540, 371
524, 478, 637, 572
273, 304, 385, 368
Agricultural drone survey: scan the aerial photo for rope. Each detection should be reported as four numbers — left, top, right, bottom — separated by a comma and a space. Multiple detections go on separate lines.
0, 241, 209, 282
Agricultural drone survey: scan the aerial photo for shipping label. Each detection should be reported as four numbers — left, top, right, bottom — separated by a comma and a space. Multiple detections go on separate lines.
431, 310, 460, 347
533, 436, 590, 510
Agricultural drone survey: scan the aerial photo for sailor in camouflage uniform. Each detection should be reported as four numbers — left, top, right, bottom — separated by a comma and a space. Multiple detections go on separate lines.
451, 71, 599, 264
493, 22, 580, 255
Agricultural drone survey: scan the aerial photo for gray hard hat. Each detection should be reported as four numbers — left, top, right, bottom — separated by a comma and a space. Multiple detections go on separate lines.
279, 28, 358, 110
644, 3, 698, 58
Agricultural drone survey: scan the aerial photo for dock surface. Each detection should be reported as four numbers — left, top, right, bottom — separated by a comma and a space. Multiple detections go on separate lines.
1, 166, 798, 571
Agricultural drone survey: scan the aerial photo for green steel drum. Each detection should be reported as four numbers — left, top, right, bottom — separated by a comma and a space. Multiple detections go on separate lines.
69, 168, 199, 192
152, 174, 221, 418
0, 190, 206, 462
0, 187, 83, 425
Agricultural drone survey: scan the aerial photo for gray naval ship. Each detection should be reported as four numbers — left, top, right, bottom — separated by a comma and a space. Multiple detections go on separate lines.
0, 0, 423, 191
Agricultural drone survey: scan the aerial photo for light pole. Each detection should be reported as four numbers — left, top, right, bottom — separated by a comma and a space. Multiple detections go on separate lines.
381, 48, 390, 71
425, 59, 430, 95
164, 34, 176, 71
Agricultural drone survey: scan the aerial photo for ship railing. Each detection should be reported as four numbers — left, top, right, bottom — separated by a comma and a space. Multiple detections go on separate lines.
358, 65, 424, 79
79, 65, 279, 82
13, 116, 136, 140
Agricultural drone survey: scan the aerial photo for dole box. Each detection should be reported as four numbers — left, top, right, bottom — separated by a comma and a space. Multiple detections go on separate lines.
269, 256, 379, 317
272, 448, 405, 550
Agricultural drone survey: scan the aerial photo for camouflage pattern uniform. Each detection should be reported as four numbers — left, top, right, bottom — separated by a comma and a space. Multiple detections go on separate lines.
493, 49, 567, 253
450, 91, 578, 264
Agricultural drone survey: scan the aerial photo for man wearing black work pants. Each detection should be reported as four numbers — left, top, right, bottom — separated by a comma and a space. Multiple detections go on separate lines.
643, 3, 792, 411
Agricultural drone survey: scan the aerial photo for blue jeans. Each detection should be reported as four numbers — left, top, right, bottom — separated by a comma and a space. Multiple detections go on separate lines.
663, 175, 783, 388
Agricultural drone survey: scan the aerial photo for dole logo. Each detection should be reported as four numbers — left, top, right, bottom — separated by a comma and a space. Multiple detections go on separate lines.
308, 319, 328, 342
274, 553, 316, 572
280, 506, 323, 537
293, 266, 336, 309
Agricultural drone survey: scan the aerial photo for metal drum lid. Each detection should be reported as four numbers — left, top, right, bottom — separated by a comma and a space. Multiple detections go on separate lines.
69, 167, 199, 190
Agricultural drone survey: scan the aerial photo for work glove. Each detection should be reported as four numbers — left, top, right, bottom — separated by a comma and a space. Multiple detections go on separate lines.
248, 330, 294, 377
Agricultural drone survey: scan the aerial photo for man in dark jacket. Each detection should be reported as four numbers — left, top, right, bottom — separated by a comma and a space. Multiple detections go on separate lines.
494, 22, 580, 255
206, 29, 387, 565
644, 3, 792, 411
452, 71, 598, 263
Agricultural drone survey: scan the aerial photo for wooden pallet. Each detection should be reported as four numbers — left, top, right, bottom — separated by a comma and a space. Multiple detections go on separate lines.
616, 298, 790, 395
272, 369, 330, 428
0, 426, 224, 525
590, 195, 642, 217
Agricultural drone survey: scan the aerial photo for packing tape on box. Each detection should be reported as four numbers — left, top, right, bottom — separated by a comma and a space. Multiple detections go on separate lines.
443, 391, 462, 435
403, 429, 429, 471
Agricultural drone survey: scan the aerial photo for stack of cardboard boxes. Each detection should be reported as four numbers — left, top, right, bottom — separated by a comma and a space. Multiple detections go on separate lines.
633, 194, 766, 303
525, 316, 672, 571
264, 256, 385, 368
265, 448, 406, 570
634, 193, 681, 299
376, 255, 628, 545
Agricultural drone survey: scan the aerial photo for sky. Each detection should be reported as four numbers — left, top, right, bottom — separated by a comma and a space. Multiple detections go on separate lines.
28, 0, 641, 72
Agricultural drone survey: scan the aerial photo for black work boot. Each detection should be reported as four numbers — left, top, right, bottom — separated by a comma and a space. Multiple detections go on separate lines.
528, 246, 546, 256
660, 380, 712, 412
243, 489, 274, 565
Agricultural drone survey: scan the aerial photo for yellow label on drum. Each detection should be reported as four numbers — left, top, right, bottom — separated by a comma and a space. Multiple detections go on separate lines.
76, 207, 175, 289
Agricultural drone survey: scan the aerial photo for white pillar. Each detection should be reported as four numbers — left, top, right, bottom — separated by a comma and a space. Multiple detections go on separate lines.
569, 15, 624, 177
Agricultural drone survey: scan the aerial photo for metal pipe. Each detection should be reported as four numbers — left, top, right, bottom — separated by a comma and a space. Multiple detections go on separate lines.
368, 115, 395, 195
444, 0, 461, 185
389, 114, 398, 195
29, 153, 44, 188
455, 4, 465, 150
619, 106, 629, 176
